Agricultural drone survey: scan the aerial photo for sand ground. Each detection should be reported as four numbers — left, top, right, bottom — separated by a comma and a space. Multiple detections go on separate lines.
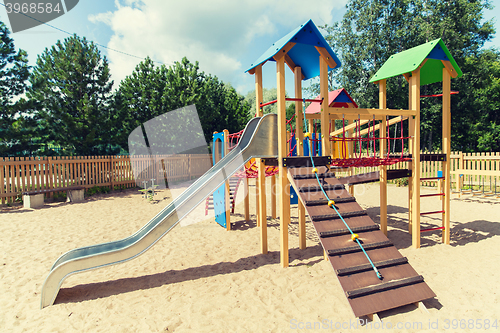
1, 177, 499, 332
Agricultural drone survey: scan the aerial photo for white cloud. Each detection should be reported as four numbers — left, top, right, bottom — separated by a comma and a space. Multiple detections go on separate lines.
89, 0, 347, 91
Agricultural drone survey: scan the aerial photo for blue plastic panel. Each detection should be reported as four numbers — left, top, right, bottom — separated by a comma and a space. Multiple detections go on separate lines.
212, 132, 226, 228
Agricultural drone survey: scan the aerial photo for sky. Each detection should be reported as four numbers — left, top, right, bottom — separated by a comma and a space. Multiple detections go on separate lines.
1, 0, 499, 98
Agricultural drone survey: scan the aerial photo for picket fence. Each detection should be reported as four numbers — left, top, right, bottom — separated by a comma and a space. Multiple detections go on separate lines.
0, 154, 212, 204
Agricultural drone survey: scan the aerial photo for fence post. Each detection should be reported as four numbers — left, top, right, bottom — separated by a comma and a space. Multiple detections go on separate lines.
188, 155, 192, 180
110, 156, 115, 191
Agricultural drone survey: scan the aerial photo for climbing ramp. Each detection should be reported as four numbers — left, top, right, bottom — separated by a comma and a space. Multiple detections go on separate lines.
287, 163, 436, 318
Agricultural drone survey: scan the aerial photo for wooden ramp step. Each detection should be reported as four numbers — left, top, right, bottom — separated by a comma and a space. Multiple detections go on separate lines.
288, 165, 436, 318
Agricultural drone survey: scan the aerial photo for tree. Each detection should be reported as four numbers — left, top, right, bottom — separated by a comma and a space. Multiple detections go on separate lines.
28, 34, 115, 155
317, 0, 497, 151
115, 57, 251, 152
0, 21, 32, 156
113, 56, 169, 151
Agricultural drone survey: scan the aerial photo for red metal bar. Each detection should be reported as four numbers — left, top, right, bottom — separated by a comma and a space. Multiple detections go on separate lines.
420, 210, 445, 216
421, 226, 445, 232
420, 177, 444, 181
285, 97, 323, 104
260, 97, 323, 108
260, 99, 277, 107
420, 193, 445, 198
421, 91, 458, 98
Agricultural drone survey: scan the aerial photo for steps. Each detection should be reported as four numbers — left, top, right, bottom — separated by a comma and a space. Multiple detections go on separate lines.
205, 177, 242, 216
288, 166, 436, 318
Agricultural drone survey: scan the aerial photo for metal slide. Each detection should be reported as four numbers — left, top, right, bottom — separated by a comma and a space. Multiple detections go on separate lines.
41, 114, 278, 309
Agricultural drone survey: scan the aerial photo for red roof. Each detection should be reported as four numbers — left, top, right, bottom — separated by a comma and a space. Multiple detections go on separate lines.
305, 88, 358, 114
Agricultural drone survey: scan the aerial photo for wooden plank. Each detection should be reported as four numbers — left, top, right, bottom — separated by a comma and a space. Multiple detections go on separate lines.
1, 159, 5, 204
320, 224, 380, 238
298, 184, 344, 192
450, 169, 500, 176
329, 107, 418, 117
315, 46, 338, 69
337, 171, 380, 185
273, 42, 296, 61
305, 197, 356, 206
283, 156, 331, 168
292, 172, 337, 180
328, 241, 393, 256
337, 257, 408, 276
311, 210, 367, 222
15, 157, 21, 195
441, 60, 458, 78
347, 275, 424, 299
387, 169, 411, 180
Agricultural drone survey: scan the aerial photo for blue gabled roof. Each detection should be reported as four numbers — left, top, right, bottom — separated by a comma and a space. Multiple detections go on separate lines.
246, 20, 341, 80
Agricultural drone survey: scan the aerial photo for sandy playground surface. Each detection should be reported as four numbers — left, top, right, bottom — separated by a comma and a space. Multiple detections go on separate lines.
1, 177, 500, 332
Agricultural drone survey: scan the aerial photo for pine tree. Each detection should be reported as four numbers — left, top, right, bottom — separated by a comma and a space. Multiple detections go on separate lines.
28, 34, 115, 155
0, 21, 31, 156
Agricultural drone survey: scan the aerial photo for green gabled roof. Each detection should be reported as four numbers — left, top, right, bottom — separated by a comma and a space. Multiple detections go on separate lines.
369, 39, 462, 85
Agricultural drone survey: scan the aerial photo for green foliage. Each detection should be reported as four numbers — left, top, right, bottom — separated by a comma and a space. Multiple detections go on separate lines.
115, 57, 251, 152
85, 186, 100, 196
394, 177, 409, 187
28, 34, 116, 156
52, 192, 67, 202
317, 0, 498, 152
0, 21, 34, 156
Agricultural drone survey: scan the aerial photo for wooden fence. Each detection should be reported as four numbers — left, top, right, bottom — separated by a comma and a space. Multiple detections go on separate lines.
0, 154, 212, 204
3, 151, 499, 205
345, 151, 500, 193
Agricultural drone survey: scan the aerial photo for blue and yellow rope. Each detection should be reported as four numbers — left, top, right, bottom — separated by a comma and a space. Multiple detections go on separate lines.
302, 99, 383, 280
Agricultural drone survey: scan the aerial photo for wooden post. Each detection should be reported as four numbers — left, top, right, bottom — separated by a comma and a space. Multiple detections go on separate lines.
48, 156, 53, 191
379, 79, 388, 236
258, 158, 267, 253
457, 151, 464, 196
277, 56, 290, 267
295, 66, 306, 250
442, 68, 451, 245
110, 156, 115, 191
255, 65, 263, 118
244, 175, 250, 221
223, 129, 231, 231
408, 78, 414, 234
255, 65, 264, 225
270, 174, 277, 219
319, 55, 331, 157
411, 71, 421, 248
